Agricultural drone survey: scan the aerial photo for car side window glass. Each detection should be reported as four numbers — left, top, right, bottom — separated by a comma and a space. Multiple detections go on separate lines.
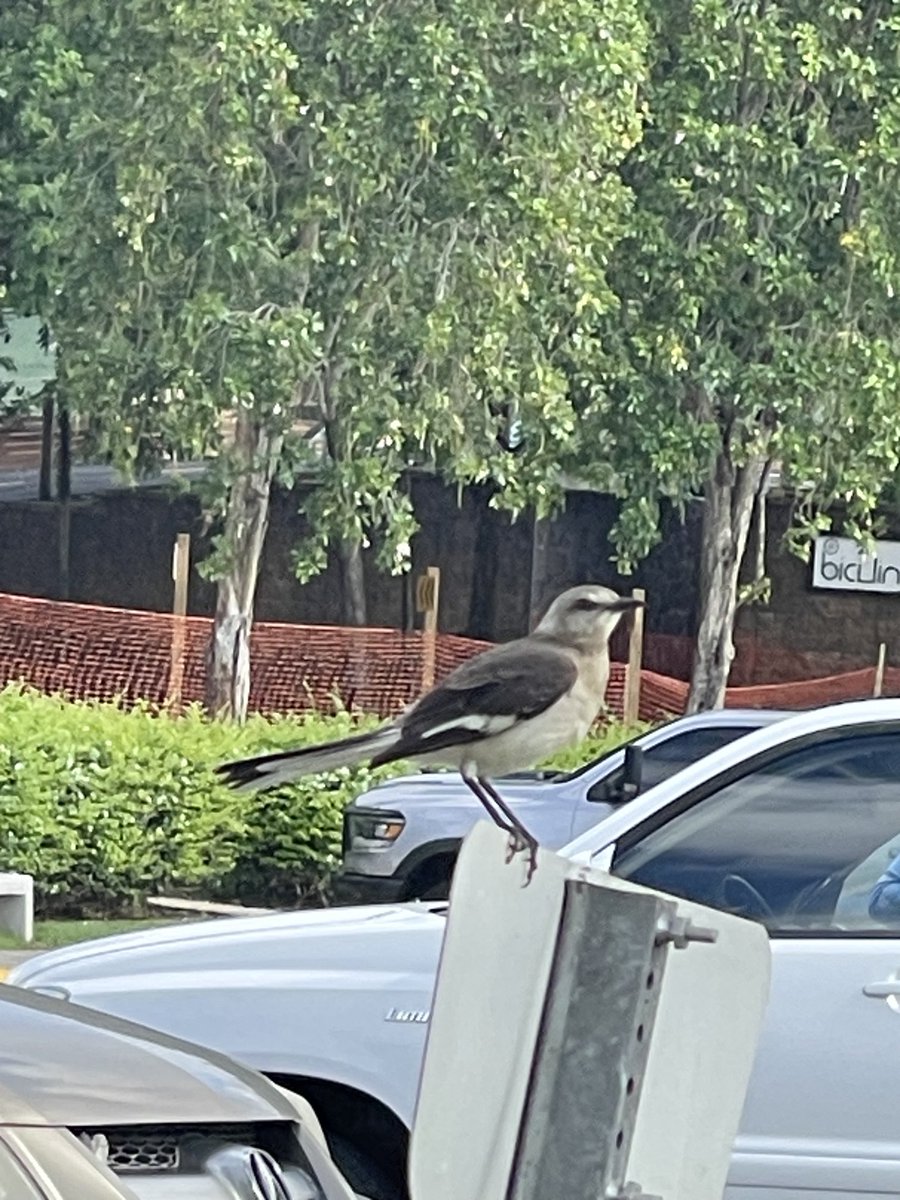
638, 726, 760, 791
612, 732, 900, 935
587, 726, 758, 803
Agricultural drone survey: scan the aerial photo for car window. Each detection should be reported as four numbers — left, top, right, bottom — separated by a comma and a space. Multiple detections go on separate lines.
834, 839, 900, 924
639, 726, 763, 790
612, 731, 900, 935
586, 725, 761, 803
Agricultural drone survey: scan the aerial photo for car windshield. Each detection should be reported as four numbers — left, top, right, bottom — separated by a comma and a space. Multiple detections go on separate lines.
549, 719, 677, 784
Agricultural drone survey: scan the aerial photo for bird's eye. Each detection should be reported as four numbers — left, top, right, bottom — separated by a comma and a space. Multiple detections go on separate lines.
572, 598, 601, 612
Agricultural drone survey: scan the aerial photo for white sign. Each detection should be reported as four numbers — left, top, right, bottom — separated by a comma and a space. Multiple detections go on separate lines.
813, 535, 900, 594
411, 824, 770, 1200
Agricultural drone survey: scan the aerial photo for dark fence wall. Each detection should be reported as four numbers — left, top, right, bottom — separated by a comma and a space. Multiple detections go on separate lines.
2, 474, 899, 684
0, 476, 703, 642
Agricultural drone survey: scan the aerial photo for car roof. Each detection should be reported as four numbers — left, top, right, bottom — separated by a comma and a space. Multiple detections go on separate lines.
642, 708, 791, 731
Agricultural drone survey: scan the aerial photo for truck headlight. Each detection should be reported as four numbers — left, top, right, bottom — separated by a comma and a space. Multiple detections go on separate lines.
344, 809, 406, 852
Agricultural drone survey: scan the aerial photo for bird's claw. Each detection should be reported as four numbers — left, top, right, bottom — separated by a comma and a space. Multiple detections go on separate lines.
505, 834, 539, 886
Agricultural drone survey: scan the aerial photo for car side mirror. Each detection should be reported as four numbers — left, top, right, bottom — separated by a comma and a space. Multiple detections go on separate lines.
621, 744, 643, 800
586, 745, 644, 805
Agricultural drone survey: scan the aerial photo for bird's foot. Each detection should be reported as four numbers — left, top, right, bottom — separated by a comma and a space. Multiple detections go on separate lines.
462, 774, 539, 884
505, 833, 539, 885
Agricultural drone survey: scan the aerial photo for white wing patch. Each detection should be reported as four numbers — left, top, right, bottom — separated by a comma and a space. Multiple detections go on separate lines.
420, 713, 518, 740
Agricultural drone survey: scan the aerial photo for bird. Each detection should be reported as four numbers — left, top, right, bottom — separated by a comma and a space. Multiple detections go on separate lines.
216, 584, 644, 880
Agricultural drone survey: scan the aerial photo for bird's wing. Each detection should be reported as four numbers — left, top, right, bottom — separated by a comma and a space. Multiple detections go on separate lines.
373, 637, 577, 762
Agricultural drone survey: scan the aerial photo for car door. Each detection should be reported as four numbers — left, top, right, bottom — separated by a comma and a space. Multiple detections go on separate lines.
609, 728, 900, 1199
568, 724, 763, 841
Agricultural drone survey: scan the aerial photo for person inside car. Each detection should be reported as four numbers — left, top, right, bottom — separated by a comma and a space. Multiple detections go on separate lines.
868, 850, 900, 920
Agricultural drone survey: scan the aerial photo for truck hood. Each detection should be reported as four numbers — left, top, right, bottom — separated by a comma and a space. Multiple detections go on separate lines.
10, 903, 448, 991
355, 772, 557, 809
0, 984, 299, 1127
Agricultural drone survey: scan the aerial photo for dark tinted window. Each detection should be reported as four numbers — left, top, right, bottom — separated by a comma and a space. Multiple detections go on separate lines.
639, 726, 762, 790
587, 725, 760, 803
613, 732, 900, 934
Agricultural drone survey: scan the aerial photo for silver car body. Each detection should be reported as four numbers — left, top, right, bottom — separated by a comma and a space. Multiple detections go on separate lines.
0, 982, 351, 1199
0, 1077, 140, 1200
10, 906, 444, 1134
0, 1126, 141, 1199
13, 698, 900, 1198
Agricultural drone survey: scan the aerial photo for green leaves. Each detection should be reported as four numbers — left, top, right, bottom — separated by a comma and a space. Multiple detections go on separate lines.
0, 0, 649, 606
0, 684, 642, 913
580, 0, 900, 567
7, 0, 897, 642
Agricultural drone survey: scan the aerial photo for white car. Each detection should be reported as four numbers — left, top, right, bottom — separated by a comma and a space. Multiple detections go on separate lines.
13, 698, 900, 1200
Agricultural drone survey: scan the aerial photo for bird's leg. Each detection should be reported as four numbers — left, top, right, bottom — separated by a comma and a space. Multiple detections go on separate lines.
477, 776, 539, 884
462, 775, 518, 838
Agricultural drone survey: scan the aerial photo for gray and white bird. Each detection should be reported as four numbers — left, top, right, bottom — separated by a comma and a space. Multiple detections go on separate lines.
216, 584, 643, 877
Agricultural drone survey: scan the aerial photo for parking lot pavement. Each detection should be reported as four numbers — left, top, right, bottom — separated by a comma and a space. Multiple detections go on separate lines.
0, 951, 41, 981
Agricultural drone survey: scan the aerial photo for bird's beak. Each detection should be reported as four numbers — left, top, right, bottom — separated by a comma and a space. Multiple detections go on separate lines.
609, 596, 645, 612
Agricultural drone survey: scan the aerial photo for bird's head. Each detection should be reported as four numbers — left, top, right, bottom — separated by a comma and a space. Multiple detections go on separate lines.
535, 585, 644, 650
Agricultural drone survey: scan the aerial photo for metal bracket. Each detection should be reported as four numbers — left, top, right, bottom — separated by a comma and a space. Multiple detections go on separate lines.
655, 914, 718, 950
508, 884, 673, 1200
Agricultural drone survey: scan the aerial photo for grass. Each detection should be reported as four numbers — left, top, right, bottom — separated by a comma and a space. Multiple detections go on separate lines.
0, 918, 182, 952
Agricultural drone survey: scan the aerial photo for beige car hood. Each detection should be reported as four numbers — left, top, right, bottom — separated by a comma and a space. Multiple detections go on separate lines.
0, 985, 296, 1127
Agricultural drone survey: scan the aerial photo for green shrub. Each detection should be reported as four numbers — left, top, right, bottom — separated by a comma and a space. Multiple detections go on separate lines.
0, 683, 648, 916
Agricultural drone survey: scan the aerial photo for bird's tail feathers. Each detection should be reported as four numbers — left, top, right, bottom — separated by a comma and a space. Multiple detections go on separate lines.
216, 725, 401, 792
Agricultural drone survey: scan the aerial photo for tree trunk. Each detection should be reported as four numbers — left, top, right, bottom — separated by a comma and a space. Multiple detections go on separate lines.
337, 538, 367, 625
686, 454, 768, 713
205, 409, 283, 721
56, 395, 71, 502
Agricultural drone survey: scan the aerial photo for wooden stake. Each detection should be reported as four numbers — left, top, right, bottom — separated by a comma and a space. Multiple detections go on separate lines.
166, 533, 191, 710
417, 566, 441, 692
623, 587, 646, 725
873, 642, 887, 698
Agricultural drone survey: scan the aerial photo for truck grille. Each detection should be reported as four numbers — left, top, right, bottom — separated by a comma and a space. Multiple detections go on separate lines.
73, 1124, 255, 1173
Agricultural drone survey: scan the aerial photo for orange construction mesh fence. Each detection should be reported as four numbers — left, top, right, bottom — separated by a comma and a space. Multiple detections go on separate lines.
0, 590, 897, 721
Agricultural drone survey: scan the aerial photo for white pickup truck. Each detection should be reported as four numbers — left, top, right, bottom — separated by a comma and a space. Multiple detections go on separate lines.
335, 708, 789, 901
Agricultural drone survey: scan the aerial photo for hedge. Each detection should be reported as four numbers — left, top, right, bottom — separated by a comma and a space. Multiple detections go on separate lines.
0, 683, 645, 916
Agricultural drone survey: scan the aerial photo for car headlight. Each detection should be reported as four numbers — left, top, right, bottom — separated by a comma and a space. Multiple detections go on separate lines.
343, 809, 406, 853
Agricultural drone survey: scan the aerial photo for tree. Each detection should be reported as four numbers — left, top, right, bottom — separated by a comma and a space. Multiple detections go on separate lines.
454, 0, 900, 709
1, 0, 647, 717
611, 0, 900, 709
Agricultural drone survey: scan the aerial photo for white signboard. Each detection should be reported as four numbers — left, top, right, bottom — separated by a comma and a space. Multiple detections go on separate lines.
813, 535, 900, 594
411, 824, 770, 1200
